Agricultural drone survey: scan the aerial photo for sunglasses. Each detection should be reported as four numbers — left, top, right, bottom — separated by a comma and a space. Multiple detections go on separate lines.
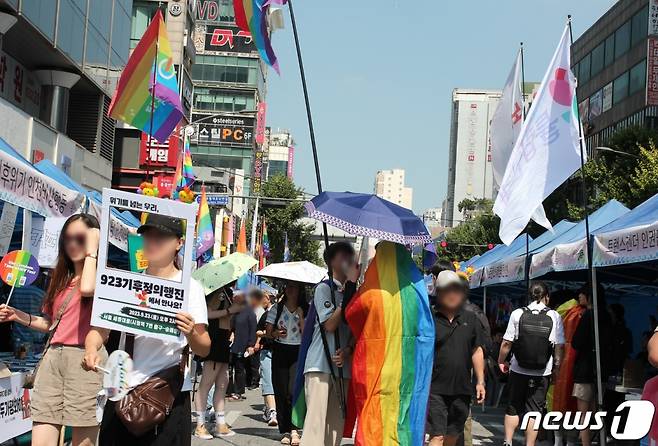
64, 233, 86, 246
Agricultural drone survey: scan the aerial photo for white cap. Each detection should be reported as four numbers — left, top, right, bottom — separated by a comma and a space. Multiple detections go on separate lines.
435, 270, 465, 290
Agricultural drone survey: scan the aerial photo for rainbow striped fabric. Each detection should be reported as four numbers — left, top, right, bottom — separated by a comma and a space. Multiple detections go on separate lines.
234, 0, 280, 73
108, 10, 184, 142
196, 185, 214, 259
344, 241, 435, 446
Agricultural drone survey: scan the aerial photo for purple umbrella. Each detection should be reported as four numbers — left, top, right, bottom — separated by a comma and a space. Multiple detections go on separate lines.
305, 191, 432, 245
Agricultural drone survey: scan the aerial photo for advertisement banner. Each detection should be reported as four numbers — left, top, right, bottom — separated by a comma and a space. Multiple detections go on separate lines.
194, 24, 255, 55
91, 189, 198, 340
481, 256, 526, 286
30, 216, 67, 268
589, 89, 602, 119
602, 82, 613, 112
287, 146, 294, 179
139, 130, 180, 168
252, 151, 263, 195
0, 373, 32, 443
594, 221, 658, 267
647, 38, 658, 106
193, 114, 254, 147
0, 148, 85, 218
255, 102, 267, 145
0, 203, 18, 256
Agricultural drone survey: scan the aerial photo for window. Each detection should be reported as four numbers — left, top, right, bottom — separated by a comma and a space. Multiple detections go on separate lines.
131, 2, 159, 49
579, 53, 591, 83
111, 1, 131, 65
191, 55, 261, 86
604, 34, 615, 67
615, 21, 631, 59
192, 88, 256, 113
21, 0, 56, 40
629, 59, 646, 95
590, 42, 605, 77
613, 71, 629, 104
57, 0, 86, 63
631, 6, 648, 46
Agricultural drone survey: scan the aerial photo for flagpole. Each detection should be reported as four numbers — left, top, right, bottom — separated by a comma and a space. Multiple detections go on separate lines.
146, 6, 161, 182
568, 16, 605, 443
519, 42, 532, 293
287, 0, 346, 415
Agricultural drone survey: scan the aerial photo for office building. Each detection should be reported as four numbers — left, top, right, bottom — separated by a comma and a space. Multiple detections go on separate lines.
423, 207, 443, 226
266, 129, 295, 180
0, 0, 133, 190
374, 168, 413, 210
572, 0, 652, 151
112, 0, 196, 198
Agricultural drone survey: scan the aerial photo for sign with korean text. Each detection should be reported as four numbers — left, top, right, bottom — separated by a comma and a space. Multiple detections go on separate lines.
252, 150, 263, 195
139, 130, 180, 168
647, 38, 658, 106
30, 216, 67, 268
196, 193, 229, 206
194, 24, 255, 55
0, 148, 85, 218
0, 373, 32, 443
91, 189, 198, 340
594, 221, 658, 267
287, 146, 295, 179
651, 0, 658, 35
481, 256, 526, 286
0, 50, 40, 117
193, 114, 254, 147
255, 102, 267, 145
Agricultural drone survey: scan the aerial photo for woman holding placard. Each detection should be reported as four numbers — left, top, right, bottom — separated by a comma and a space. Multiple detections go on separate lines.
0, 213, 103, 446
83, 214, 211, 446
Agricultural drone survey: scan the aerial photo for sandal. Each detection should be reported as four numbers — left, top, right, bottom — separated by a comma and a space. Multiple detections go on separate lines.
280, 433, 291, 445
291, 430, 301, 445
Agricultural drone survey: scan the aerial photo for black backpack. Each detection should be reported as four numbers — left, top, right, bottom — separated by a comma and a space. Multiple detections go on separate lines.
513, 307, 553, 370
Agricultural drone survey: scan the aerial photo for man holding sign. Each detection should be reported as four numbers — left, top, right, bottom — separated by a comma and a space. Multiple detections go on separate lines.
82, 189, 210, 445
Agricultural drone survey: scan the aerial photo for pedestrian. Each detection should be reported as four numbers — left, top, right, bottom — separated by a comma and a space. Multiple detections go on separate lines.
427, 270, 486, 446
299, 242, 357, 446
193, 284, 242, 439
248, 288, 266, 389
571, 285, 612, 446
229, 288, 257, 400
266, 281, 308, 445
0, 213, 102, 446
83, 214, 211, 446
256, 292, 278, 426
497, 282, 565, 446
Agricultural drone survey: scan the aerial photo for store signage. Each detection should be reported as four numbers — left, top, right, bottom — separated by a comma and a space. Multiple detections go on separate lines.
287, 146, 294, 179
91, 189, 198, 340
648, 38, 658, 106
650, 0, 658, 35
139, 130, 180, 168
195, 24, 255, 55
196, 194, 229, 206
193, 114, 254, 147
196, 0, 233, 22
0, 50, 40, 117
252, 151, 263, 195
255, 102, 267, 145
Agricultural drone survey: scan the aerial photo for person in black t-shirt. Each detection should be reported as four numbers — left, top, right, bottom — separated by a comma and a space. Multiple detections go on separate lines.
428, 271, 486, 446
255, 292, 278, 426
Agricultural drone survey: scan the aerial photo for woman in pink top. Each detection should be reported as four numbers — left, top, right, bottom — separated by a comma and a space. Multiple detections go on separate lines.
0, 213, 103, 446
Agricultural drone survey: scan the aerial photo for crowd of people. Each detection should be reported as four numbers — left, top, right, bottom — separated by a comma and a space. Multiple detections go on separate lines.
0, 211, 655, 446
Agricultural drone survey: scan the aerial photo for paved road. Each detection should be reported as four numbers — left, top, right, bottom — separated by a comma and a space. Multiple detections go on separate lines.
191, 388, 512, 445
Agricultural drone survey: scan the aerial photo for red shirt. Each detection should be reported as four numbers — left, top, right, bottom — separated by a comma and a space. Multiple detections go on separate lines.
45, 282, 93, 346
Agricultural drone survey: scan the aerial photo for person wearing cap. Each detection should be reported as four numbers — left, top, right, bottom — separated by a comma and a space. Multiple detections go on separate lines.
83, 214, 211, 445
427, 270, 486, 446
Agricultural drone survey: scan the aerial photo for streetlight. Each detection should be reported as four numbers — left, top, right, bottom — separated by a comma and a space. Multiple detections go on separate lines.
593, 146, 640, 159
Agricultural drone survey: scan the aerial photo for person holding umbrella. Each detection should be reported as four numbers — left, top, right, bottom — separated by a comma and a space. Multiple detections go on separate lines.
266, 281, 308, 445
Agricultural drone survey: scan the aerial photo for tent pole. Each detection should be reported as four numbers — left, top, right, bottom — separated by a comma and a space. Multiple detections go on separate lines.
483, 286, 487, 317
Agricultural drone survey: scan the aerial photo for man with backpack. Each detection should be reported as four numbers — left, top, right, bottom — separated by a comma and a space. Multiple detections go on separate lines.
497, 282, 565, 446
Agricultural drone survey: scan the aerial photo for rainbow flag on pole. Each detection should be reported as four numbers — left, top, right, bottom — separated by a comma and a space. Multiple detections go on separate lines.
344, 241, 435, 446
234, 0, 280, 73
108, 9, 184, 142
196, 186, 214, 259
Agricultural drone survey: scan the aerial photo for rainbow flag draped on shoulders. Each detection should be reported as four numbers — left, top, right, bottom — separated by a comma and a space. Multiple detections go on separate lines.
234, 0, 280, 73
344, 241, 435, 446
108, 9, 184, 142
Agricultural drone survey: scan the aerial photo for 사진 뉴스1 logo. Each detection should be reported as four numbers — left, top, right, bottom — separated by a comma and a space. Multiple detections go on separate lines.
521, 400, 655, 440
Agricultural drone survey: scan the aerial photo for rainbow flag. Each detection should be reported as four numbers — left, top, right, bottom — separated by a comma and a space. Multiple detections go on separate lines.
180, 136, 195, 188
283, 232, 290, 262
195, 186, 214, 259
108, 10, 184, 142
262, 222, 270, 257
234, 0, 280, 73
344, 242, 435, 446
237, 220, 248, 254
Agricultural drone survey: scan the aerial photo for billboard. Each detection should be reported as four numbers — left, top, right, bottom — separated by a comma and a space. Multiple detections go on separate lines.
192, 114, 254, 147
139, 129, 180, 168
194, 24, 256, 55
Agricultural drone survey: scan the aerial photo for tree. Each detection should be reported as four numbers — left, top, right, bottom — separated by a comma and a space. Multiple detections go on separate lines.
259, 175, 321, 264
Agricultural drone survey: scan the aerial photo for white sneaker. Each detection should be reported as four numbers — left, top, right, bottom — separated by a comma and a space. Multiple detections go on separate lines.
194, 425, 213, 440
268, 409, 278, 427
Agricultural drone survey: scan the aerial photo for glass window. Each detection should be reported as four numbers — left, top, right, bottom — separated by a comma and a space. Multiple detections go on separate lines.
590, 42, 605, 77
604, 34, 615, 66
629, 59, 647, 94
131, 2, 159, 49
111, 5, 131, 64
579, 53, 591, 83
615, 21, 631, 59
192, 64, 203, 80
613, 71, 629, 104
631, 6, 648, 46
21, 0, 56, 40
57, 0, 86, 63
89, 0, 112, 36
85, 26, 110, 66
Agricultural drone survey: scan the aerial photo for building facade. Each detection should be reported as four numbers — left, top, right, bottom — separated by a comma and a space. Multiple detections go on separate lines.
572, 0, 653, 152
374, 168, 413, 210
443, 89, 501, 227
266, 129, 294, 180
0, 0, 133, 190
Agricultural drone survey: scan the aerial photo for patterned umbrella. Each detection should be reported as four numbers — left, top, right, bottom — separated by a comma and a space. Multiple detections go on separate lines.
256, 261, 327, 284
305, 191, 431, 245
192, 252, 258, 295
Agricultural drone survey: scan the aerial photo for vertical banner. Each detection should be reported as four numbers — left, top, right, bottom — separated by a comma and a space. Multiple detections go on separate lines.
0, 203, 18, 256
287, 146, 295, 179
648, 38, 658, 106
91, 189, 198, 340
255, 102, 267, 145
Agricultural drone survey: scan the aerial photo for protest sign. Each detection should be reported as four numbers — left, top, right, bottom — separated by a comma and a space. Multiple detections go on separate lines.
0, 250, 39, 289
91, 189, 198, 340
30, 216, 67, 268
0, 203, 18, 256
0, 373, 32, 443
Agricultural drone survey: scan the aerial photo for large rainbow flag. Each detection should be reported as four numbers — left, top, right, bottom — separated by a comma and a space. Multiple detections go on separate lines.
195, 185, 214, 259
108, 10, 184, 142
234, 0, 280, 73
344, 241, 435, 446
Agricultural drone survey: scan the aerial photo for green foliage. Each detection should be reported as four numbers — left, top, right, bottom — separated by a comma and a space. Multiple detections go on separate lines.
259, 175, 321, 265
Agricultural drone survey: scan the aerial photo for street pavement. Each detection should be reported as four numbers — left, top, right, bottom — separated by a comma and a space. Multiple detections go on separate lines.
191, 387, 510, 445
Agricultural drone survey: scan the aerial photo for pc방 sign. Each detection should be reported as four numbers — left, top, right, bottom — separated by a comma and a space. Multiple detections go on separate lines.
91, 189, 198, 340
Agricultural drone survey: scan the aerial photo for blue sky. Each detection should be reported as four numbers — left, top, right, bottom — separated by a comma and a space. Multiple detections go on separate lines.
266, 0, 617, 213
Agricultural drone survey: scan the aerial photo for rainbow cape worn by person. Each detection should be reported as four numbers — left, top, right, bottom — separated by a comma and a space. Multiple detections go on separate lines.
108, 10, 184, 142
195, 186, 214, 260
234, 0, 280, 73
344, 241, 435, 446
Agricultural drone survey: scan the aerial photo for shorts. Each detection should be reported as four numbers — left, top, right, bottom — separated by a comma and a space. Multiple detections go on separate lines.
572, 383, 595, 402
506, 371, 550, 417
203, 328, 230, 364
427, 394, 471, 437
260, 349, 274, 396
32, 345, 106, 427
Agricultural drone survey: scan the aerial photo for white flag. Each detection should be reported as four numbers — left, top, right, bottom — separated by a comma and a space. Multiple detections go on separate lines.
494, 25, 583, 245
490, 50, 552, 232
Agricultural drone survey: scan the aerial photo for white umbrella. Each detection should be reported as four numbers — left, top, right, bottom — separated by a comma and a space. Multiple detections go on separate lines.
256, 261, 327, 285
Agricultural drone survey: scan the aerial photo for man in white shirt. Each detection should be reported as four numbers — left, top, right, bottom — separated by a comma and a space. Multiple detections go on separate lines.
497, 282, 565, 446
